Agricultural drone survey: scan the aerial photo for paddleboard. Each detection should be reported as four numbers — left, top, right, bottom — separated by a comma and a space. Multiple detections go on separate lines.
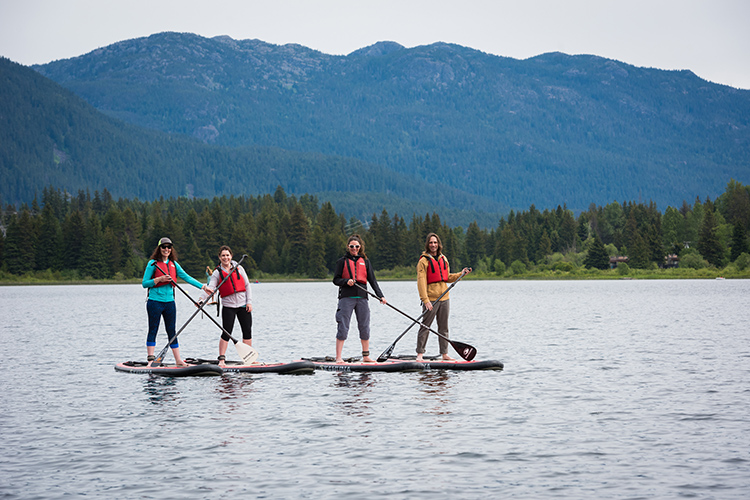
114, 361, 223, 377
185, 358, 316, 375
304, 357, 425, 372
388, 355, 504, 371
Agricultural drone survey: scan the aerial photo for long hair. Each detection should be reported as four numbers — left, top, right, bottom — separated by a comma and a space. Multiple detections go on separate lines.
424, 232, 443, 255
347, 234, 368, 260
150, 241, 180, 261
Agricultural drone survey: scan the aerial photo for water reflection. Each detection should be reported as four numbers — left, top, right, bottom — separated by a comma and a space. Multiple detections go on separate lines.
214, 374, 256, 412
142, 376, 179, 405
332, 372, 375, 417
417, 371, 454, 416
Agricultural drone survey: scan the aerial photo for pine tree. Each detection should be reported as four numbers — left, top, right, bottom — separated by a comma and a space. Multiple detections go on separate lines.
307, 225, 328, 278
287, 203, 310, 274
80, 213, 109, 278
35, 204, 62, 270
697, 205, 724, 267
194, 207, 218, 258
731, 220, 749, 262
62, 211, 86, 271
465, 221, 484, 268
558, 211, 577, 252
180, 237, 205, 278
584, 233, 609, 269
316, 202, 344, 271
628, 232, 650, 269
536, 230, 552, 262
3, 215, 25, 274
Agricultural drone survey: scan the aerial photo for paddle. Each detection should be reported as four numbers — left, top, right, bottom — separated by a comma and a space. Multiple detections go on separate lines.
354, 283, 477, 361
150, 255, 247, 367
376, 269, 469, 362
152, 260, 258, 365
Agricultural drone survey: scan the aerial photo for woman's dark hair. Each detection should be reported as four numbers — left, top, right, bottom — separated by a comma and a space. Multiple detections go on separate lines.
150, 240, 179, 261
218, 245, 233, 258
424, 232, 443, 255
347, 234, 367, 260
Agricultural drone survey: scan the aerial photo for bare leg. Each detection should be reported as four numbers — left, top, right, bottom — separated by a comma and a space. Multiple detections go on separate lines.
335, 338, 345, 363
218, 339, 229, 366
171, 347, 186, 366
361, 339, 374, 362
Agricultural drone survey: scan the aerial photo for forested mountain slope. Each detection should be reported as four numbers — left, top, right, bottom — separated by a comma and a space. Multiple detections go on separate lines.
33, 32, 750, 211
0, 57, 503, 226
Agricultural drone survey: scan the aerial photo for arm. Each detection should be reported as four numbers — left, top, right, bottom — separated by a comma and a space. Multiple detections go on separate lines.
239, 265, 253, 310
198, 270, 221, 302
447, 267, 472, 282
142, 260, 157, 288
332, 258, 348, 288
366, 260, 385, 300
416, 257, 430, 305
174, 262, 206, 290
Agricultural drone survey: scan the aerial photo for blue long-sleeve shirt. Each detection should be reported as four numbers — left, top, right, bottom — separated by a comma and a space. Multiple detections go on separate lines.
142, 259, 204, 302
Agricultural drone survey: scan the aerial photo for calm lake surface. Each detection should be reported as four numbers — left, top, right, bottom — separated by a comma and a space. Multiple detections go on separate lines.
1, 279, 749, 499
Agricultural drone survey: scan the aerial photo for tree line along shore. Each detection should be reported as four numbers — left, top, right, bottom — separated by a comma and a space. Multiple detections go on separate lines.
2, 181, 749, 284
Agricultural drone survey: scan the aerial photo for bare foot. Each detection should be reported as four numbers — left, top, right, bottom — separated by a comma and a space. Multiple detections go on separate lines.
441, 355, 455, 361
335, 358, 345, 364
415, 355, 424, 362
362, 356, 375, 363
175, 360, 188, 367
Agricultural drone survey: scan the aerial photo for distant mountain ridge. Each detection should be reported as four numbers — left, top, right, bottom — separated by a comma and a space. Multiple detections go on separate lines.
22, 32, 750, 212
0, 56, 503, 226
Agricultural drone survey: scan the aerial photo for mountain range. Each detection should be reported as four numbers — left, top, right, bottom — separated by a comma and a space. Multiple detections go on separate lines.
3, 31, 750, 224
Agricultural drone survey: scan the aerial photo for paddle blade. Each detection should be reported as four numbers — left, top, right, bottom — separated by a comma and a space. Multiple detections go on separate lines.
452, 341, 477, 361
235, 343, 259, 365
377, 344, 395, 362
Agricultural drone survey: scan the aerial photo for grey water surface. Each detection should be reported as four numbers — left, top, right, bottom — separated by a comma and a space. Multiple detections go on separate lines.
1, 279, 749, 499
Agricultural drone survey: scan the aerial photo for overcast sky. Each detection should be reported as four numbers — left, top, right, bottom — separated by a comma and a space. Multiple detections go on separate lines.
1, 0, 749, 89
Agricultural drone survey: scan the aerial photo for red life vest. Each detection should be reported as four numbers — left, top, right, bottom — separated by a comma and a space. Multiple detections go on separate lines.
153, 260, 177, 287
422, 254, 449, 284
216, 266, 247, 297
342, 256, 368, 284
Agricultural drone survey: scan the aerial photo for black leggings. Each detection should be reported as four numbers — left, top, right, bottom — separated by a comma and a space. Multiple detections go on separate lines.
221, 306, 253, 341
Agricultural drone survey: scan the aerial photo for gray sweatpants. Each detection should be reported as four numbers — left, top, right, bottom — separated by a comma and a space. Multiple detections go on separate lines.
416, 299, 450, 354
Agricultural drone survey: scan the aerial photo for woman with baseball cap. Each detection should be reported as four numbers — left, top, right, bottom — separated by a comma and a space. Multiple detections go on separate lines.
141, 237, 208, 365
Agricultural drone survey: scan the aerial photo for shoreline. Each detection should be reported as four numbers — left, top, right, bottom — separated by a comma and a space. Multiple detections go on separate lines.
0, 272, 744, 286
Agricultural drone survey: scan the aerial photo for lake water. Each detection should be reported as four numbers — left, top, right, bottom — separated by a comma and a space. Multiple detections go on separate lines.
1, 279, 749, 499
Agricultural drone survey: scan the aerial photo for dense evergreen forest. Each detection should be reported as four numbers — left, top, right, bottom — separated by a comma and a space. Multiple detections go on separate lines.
2, 181, 749, 282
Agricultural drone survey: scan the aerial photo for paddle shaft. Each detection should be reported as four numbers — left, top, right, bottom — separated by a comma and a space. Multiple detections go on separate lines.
376, 270, 467, 361
151, 255, 246, 366
355, 283, 477, 360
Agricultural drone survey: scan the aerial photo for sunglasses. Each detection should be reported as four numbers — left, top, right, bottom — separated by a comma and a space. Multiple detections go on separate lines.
349, 244, 360, 249
160, 245, 172, 249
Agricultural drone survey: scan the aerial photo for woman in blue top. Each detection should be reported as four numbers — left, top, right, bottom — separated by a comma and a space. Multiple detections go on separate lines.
142, 237, 208, 365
